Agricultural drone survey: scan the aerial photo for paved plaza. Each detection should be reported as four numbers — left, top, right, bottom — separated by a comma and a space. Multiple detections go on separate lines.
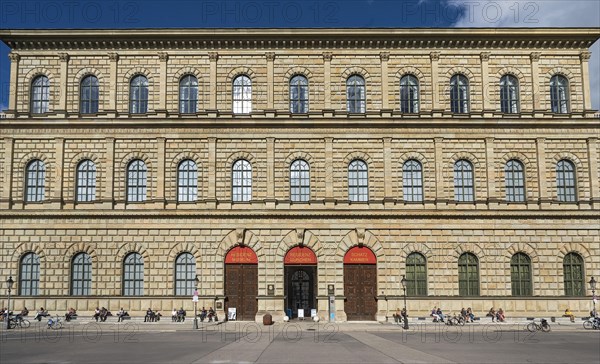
1, 320, 599, 363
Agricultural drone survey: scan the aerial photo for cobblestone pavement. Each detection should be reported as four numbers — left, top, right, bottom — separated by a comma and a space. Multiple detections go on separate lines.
1, 320, 599, 363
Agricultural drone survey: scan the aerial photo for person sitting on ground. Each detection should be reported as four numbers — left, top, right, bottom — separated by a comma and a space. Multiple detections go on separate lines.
436, 307, 445, 322
144, 308, 153, 322
34, 307, 49, 321
172, 308, 177, 322
93, 307, 101, 322
460, 307, 467, 321
487, 307, 496, 322
208, 307, 216, 322
15, 307, 29, 321
430, 306, 440, 322
392, 308, 402, 325
590, 308, 598, 318
65, 307, 77, 321
99, 307, 111, 322
200, 307, 207, 321
466, 307, 475, 322
177, 307, 186, 322
563, 308, 575, 323
154, 310, 162, 322
496, 308, 505, 322
117, 308, 129, 322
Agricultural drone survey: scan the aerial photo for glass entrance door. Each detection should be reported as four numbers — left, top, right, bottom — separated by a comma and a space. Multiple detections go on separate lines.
285, 266, 316, 318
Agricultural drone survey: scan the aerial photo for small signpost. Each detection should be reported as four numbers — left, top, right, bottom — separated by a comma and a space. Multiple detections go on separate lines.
298, 309, 305, 320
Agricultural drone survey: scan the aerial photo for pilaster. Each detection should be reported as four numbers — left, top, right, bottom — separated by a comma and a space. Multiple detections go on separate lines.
6, 53, 21, 117
323, 52, 333, 113
107, 52, 119, 117
430, 52, 442, 116
1, 138, 14, 209
157, 52, 169, 116
57, 52, 70, 117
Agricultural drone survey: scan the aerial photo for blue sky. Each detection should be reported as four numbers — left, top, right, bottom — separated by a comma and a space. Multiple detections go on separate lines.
0, 0, 598, 111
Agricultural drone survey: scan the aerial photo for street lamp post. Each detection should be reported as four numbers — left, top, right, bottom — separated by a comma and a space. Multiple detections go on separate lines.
193, 275, 200, 330
5, 276, 14, 330
589, 277, 597, 317
400, 275, 408, 329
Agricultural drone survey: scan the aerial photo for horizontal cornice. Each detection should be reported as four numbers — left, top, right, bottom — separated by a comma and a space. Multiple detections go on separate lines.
1, 28, 599, 50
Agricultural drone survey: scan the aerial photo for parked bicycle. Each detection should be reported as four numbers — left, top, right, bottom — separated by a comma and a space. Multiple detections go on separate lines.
527, 318, 551, 332
445, 313, 465, 326
583, 316, 600, 330
8, 315, 31, 329
47, 315, 63, 330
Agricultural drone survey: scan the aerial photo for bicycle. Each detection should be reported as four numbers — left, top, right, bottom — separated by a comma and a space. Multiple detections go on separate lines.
583, 317, 600, 330
47, 316, 63, 330
527, 318, 551, 332
8, 315, 31, 329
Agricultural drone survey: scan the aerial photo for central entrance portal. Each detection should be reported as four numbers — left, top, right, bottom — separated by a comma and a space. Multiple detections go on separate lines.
284, 246, 317, 319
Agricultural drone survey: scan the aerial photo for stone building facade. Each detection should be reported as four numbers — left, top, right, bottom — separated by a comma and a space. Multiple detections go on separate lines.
0, 28, 599, 322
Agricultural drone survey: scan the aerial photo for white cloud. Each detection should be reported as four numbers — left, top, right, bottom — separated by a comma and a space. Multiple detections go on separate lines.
446, 0, 600, 110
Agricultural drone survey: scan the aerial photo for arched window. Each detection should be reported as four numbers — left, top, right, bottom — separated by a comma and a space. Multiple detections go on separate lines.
233, 75, 252, 114
80, 75, 99, 114
458, 253, 479, 296
348, 159, 368, 202
450, 74, 469, 113
127, 160, 147, 202
511, 253, 532, 296
177, 159, 198, 202
454, 160, 474, 202
19, 252, 40, 296
174, 253, 196, 296
25, 159, 46, 202
550, 75, 569, 114
71, 253, 92, 296
406, 252, 427, 296
129, 75, 148, 114
76, 160, 97, 202
31, 75, 50, 114
556, 159, 576, 202
346, 75, 366, 113
400, 75, 419, 113
290, 159, 310, 202
179, 74, 198, 114
232, 159, 252, 202
505, 159, 525, 202
402, 159, 423, 202
290, 75, 309, 113
500, 74, 519, 113
563, 252, 584, 296
123, 252, 144, 296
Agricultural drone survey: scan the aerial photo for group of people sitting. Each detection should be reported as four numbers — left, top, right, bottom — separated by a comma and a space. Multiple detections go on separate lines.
171, 308, 187, 322
34, 307, 49, 321
93, 307, 112, 322
487, 307, 506, 322
429, 307, 476, 323
392, 308, 408, 325
65, 307, 77, 321
199, 307, 217, 322
116, 308, 130, 322
144, 308, 162, 322
430, 307, 446, 322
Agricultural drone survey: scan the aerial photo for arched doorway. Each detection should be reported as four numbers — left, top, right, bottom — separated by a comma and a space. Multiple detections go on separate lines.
224, 246, 258, 321
344, 246, 377, 321
284, 246, 317, 319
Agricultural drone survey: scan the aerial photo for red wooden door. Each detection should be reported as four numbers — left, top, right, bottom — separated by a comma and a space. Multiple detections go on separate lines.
225, 264, 258, 321
344, 264, 377, 321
